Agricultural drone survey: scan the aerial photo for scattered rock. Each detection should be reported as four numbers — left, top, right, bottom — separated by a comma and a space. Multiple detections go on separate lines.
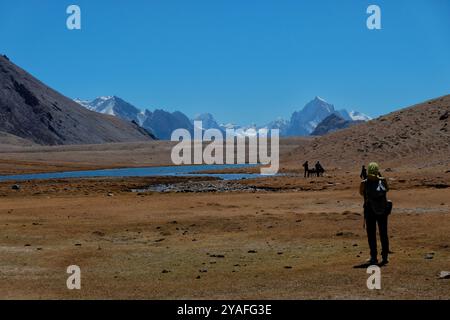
335, 231, 355, 237
107, 192, 114, 197
154, 238, 165, 242
11, 184, 20, 190
209, 254, 225, 258
74, 243, 82, 246
132, 180, 260, 193
161, 269, 170, 274
424, 253, 435, 260
284, 266, 292, 269
433, 184, 449, 189
438, 271, 450, 279
248, 250, 257, 254
196, 275, 201, 279
439, 111, 448, 120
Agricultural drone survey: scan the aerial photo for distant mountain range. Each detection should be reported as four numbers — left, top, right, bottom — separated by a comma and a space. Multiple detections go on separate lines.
311, 113, 364, 136
76, 96, 371, 139
0, 55, 155, 146
75, 97, 194, 140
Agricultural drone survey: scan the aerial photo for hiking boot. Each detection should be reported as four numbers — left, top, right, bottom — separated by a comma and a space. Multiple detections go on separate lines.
380, 256, 389, 266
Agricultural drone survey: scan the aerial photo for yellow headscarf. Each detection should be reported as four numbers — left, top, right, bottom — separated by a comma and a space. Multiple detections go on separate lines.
368, 162, 379, 176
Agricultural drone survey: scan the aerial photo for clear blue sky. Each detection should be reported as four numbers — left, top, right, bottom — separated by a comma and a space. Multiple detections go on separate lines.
1, 0, 449, 125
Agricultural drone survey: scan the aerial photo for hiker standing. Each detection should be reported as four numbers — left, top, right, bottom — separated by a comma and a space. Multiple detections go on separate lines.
315, 161, 323, 177
303, 161, 309, 178
359, 162, 391, 265
360, 165, 367, 180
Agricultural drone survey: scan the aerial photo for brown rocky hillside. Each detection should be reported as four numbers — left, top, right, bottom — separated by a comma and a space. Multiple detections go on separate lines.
285, 95, 450, 170
0, 55, 154, 146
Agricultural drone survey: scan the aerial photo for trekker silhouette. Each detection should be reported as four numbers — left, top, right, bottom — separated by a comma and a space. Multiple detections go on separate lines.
360, 165, 367, 180
359, 162, 391, 266
303, 161, 309, 178
315, 161, 323, 177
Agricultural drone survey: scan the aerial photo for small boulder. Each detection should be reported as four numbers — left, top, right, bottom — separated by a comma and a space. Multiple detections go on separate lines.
438, 271, 450, 279
439, 111, 449, 121
11, 184, 20, 190
92, 231, 105, 237
424, 253, 435, 260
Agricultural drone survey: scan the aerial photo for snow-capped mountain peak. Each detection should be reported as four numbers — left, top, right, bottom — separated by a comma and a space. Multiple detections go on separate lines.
348, 111, 372, 121
99, 95, 113, 100
75, 96, 143, 124
192, 113, 222, 131
314, 96, 327, 103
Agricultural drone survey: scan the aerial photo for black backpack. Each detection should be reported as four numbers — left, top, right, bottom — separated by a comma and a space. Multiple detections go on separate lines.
365, 178, 388, 215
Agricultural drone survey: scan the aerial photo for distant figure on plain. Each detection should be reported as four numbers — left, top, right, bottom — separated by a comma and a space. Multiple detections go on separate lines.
360, 165, 367, 180
303, 161, 325, 177
315, 161, 324, 177
360, 162, 392, 266
302, 161, 309, 178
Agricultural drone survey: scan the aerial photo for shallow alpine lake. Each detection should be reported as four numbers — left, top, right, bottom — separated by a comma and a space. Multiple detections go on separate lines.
0, 164, 265, 182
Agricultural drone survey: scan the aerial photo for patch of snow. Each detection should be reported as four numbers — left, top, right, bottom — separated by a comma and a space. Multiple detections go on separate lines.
349, 111, 372, 121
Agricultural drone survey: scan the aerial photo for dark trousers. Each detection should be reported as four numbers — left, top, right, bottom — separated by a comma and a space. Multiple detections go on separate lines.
365, 208, 389, 261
